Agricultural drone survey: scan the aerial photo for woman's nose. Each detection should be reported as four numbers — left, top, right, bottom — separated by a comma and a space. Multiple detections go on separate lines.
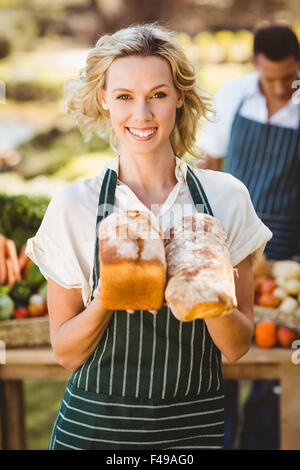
132, 100, 153, 120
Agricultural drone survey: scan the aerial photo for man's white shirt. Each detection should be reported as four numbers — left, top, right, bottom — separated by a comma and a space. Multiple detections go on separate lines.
198, 71, 300, 158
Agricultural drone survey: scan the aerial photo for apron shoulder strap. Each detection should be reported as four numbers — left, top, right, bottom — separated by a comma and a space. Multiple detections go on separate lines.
186, 165, 214, 217
96, 168, 118, 222
91, 168, 118, 299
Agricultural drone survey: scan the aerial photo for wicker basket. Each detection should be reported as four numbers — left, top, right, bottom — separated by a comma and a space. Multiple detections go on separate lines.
254, 305, 300, 335
0, 316, 50, 347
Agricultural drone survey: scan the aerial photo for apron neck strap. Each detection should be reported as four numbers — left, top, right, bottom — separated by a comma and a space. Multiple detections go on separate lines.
186, 165, 214, 216
91, 169, 117, 299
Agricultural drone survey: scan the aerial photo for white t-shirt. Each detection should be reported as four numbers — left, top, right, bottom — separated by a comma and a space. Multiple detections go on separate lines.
25, 155, 272, 306
198, 71, 300, 158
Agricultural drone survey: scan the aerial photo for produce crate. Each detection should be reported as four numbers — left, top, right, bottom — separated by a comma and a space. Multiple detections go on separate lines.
0, 316, 50, 347
254, 305, 300, 335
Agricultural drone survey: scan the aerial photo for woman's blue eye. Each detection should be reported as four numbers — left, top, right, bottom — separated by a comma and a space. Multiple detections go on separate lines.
153, 91, 166, 98
116, 92, 166, 100
117, 94, 130, 100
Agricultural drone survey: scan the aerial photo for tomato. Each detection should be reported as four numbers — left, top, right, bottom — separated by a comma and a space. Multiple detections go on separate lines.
260, 279, 277, 294
257, 293, 281, 308
277, 326, 297, 348
13, 307, 28, 320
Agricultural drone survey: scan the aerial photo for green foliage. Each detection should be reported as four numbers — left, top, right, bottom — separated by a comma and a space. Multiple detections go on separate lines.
0, 193, 50, 251
25, 380, 69, 450
16, 128, 109, 179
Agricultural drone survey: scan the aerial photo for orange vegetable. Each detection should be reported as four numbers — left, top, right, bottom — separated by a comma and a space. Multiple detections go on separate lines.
0, 234, 7, 285
6, 258, 15, 286
28, 294, 45, 317
255, 321, 277, 348
5, 239, 21, 283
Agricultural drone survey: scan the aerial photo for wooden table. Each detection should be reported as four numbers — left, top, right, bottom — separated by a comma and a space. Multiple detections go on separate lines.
0, 346, 299, 450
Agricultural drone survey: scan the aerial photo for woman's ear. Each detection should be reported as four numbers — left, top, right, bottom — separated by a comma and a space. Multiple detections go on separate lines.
99, 88, 109, 110
176, 90, 185, 108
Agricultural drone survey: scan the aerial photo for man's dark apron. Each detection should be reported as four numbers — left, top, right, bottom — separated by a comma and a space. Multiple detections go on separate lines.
48, 164, 224, 450
226, 97, 300, 259
224, 96, 300, 450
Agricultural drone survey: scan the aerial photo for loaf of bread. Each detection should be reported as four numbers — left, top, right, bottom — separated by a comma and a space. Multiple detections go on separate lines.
164, 213, 237, 321
98, 210, 167, 310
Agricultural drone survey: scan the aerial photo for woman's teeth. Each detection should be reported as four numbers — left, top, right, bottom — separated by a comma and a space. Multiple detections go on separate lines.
127, 127, 157, 137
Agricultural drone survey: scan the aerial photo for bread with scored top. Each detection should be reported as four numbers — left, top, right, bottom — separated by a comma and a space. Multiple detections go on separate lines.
98, 210, 167, 310
164, 213, 237, 321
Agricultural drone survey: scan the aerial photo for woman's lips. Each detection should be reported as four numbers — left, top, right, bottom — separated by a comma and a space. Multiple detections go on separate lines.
126, 127, 158, 141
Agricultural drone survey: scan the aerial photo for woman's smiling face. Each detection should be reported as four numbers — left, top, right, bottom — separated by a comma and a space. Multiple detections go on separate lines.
99, 55, 184, 154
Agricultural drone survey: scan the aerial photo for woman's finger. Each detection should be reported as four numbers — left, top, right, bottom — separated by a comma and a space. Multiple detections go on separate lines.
126, 310, 135, 314
149, 310, 158, 314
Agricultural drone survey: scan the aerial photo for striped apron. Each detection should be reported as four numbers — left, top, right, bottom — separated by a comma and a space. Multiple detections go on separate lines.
48, 164, 224, 450
226, 97, 300, 259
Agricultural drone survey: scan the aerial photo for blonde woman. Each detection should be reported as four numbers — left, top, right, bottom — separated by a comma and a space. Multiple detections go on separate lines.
26, 23, 272, 450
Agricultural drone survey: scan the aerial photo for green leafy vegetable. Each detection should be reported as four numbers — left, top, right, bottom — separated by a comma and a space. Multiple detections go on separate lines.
0, 293, 14, 321
9, 281, 32, 303
0, 193, 50, 251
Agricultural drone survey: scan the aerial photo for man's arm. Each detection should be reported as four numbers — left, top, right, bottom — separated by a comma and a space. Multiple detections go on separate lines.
196, 154, 225, 171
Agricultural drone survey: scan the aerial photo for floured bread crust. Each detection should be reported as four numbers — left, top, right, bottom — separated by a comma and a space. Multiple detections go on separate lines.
98, 210, 167, 310
164, 214, 237, 321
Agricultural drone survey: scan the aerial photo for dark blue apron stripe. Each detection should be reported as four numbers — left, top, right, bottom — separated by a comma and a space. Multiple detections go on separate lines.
226, 114, 249, 176
244, 121, 265, 187
253, 125, 275, 210
264, 126, 285, 214
235, 120, 257, 180
278, 130, 299, 214
257, 125, 283, 213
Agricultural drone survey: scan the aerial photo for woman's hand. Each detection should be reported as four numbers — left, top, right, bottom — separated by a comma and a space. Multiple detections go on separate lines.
127, 308, 158, 314
204, 254, 254, 362
126, 298, 168, 315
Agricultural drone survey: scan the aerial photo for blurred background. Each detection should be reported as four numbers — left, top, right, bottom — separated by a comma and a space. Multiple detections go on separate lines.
0, 0, 300, 450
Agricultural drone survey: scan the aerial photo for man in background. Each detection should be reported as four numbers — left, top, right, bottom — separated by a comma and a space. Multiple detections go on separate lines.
198, 24, 300, 449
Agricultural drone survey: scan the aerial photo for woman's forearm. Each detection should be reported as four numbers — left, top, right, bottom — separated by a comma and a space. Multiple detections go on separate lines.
52, 298, 114, 371
205, 308, 254, 362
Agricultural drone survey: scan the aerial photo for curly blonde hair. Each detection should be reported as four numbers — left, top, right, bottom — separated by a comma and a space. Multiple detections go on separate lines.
64, 22, 212, 158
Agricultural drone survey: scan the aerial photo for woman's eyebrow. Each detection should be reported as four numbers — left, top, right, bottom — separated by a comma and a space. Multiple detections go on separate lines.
112, 84, 170, 92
